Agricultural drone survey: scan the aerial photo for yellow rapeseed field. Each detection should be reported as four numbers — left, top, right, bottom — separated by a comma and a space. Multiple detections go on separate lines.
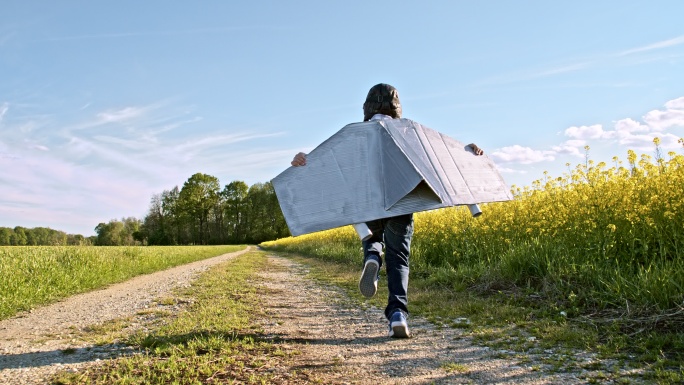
262, 141, 684, 315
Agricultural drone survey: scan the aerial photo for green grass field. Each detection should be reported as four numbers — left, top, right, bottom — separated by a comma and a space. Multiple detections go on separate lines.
0, 245, 244, 320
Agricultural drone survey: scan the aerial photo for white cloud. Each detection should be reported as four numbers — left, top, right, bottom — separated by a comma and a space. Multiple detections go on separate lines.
613, 118, 651, 147
664, 97, 684, 110
642, 96, 684, 130
616, 132, 682, 151
564, 139, 587, 147
615, 118, 650, 134
564, 124, 615, 140
494, 96, 684, 168
491, 145, 556, 164
495, 166, 528, 174
558, 97, 684, 152
551, 140, 586, 157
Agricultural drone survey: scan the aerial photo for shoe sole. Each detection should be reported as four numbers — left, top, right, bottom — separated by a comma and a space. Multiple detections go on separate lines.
359, 259, 379, 298
390, 321, 410, 338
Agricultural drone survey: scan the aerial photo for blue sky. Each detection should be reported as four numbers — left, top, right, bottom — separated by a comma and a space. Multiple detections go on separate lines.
1, 1, 683, 236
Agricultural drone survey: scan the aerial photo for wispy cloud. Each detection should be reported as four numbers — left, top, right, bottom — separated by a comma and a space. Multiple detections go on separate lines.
66, 104, 159, 132
0, 102, 8, 121
0, 154, 157, 234
171, 132, 283, 153
64, 136, 158, 174
210, 147, 301, 177
0, 96, 289, 234
535, 62, 591, 77
478, 34, 684, 87
29, 144, 50, 151
619, 35, 684, 56
148, 116, 203, 136
475, 59, 596, 87
96, 106, 146, 124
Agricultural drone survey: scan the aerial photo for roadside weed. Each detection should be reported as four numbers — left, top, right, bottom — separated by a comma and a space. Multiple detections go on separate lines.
440, 361, 469, 373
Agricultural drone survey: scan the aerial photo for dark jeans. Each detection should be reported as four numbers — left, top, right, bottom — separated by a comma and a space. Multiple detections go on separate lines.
362, 213, 414, 320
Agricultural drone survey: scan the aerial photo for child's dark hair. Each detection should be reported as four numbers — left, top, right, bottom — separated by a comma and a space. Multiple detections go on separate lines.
363, 83, 402, 121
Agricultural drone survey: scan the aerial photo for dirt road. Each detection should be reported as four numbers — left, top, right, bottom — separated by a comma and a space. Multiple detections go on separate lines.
253, 255, 594, 384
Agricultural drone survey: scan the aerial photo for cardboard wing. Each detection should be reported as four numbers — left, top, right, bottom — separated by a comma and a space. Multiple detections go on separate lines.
271, 118, 512, 236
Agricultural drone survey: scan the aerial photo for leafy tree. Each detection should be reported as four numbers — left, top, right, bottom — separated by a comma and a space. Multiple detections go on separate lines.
67, 233, 91, 245
178, 173, 220, 245
95, 221, 123, 246
142, 193, 167, 245
222, 180, 249, 243
244, 182, 288, 243
0, 227, 12, 245
162, 187, 184, 244
94, 218, 142, 246
10, 226, 27, 246
121, 217, 142, 245
26, 227, 66, 245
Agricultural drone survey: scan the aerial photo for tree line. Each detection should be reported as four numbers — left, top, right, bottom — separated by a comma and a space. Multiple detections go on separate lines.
0, 226, 93, 246
1, 173, 290, 246
94, 173, 290, 245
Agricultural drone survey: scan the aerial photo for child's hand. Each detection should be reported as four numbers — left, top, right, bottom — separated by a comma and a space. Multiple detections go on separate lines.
468, 143, 484, 155
291, 152, 307, 166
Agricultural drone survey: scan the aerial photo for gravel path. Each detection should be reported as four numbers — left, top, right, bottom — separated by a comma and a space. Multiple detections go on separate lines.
0, 247, 251, 385
0, 247, 639, 384
256, 254, 592, 385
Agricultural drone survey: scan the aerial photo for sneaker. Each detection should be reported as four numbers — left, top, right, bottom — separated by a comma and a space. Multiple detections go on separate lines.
388, 310, 410, 338
359, 257, 379, 298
